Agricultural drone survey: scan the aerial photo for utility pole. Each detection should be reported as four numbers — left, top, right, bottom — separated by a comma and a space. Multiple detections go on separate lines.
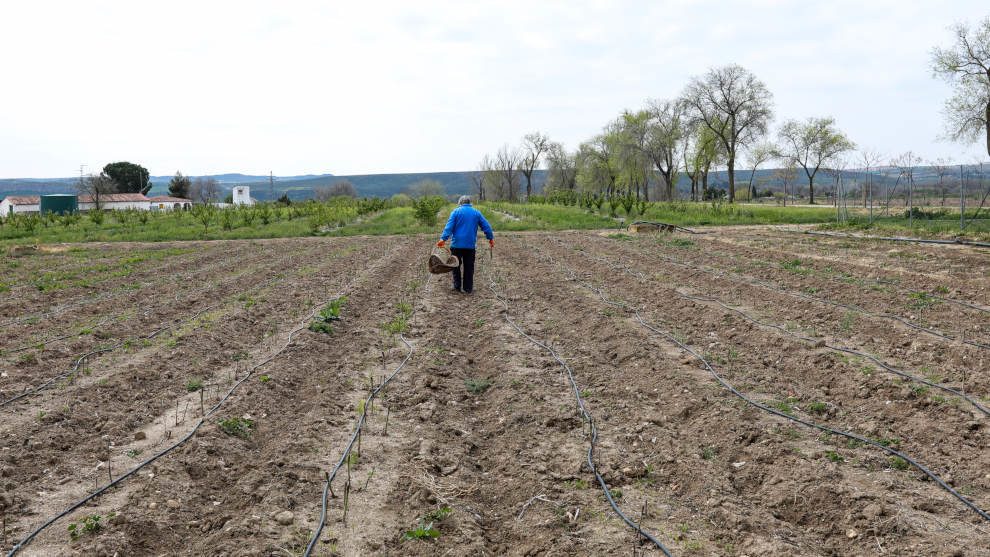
269, 171, 275, 202
960, 164, 966, 231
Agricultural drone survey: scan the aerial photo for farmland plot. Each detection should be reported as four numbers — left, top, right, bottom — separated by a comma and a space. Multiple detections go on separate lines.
0, 230, 987, 556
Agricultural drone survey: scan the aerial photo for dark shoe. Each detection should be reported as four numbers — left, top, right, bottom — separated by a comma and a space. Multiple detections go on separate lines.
450, 287, 461, 293
463, 289, 473, 294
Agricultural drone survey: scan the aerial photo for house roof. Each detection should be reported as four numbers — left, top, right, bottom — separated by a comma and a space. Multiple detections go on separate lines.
80, 193, 150, 203
3, 196, 41, 205
148, 196, 192, 203
4, 193, 150, 205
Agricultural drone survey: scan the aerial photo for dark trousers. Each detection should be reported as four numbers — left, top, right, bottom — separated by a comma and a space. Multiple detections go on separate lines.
450, 247, 476, 292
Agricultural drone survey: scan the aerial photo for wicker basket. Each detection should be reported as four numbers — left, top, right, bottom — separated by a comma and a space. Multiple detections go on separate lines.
428, 247, 459, 274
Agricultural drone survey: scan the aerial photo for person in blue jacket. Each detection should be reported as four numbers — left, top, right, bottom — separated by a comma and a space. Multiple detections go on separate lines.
436, 195, 494, 294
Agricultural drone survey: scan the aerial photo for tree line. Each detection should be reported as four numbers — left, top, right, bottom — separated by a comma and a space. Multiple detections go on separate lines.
474, 15, 990, 207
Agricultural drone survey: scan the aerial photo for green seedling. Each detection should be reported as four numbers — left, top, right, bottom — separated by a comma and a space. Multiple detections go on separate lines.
824, 450, 844, 463
402, 519, 439, 540
260, 375, 271, 383
889, 456, 909, 470
218, 416, 254, 437
424, 507, 451, 521
465, 377, 493, 393
68, 513, 115, 540
703, 446, 716, 460
808, 402, 827, 415
186, 377, 204, 392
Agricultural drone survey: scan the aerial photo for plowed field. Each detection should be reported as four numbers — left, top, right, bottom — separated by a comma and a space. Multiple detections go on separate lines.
1, 229, 987, 556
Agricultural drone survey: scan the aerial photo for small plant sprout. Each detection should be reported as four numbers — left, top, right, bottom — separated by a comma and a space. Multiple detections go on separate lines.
889, 456, 909, 470
465, 377, 493, 393
67, 513, 115, 541
186, 377, 204, 392
218, 417, 254, 437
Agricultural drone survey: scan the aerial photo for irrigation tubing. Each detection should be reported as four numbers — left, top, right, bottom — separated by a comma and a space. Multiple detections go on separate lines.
0, 241, 297, 330
1, 244, 317, 353
484, 249, 673, 556
564, 242, 990, 418
640, 244, 990, 352
0, 265, 295, 410
0, 247, 265, 329
663, 234, 990, 316
528, 241, 990, 524
3, 243, 400, 557
627, 221, 708, 234
796, 229, 990, 249
304, 263, 433, 556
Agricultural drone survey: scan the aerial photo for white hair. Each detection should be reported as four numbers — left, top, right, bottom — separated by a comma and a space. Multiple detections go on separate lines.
458, 195, 471, 205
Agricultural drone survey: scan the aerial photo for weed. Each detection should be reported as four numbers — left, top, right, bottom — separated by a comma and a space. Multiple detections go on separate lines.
607, 233, 632, 241
861, 365, 875, 376
609, 489, 623, 499
907, 292, 941, 312
125, 449, 142, 458
402, 519, 439, 540
580, 390, 592, 398
824, 450, 844, 463
465, 377, 493, 393
68, 513, 115, 540
424, 507, 451, 521
782, 258, 810, 275
839, 311, 856, 331
474, 318, 484, 328
665, 238, 694, 247
261, 375, 271, 383
808, 401, 827, 415
909, 384, 929, 398
930, 395, 947, 403
872, 437, 900, 449
935, 285, 949, 294
676, 523, 690, 533
186, 377, 204, 392
889, 456, 909, 470
231, 352, 249, 361
308, 321, 334, 334
218, 416, 254, 437
564, 479, 589, 489
684, 540, 703, 550
702, 446, 716, 460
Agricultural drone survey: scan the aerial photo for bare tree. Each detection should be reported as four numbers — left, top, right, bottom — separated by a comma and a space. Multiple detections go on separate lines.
930, 157, 952, 206
518, 132, 550, 198
644, 99, 687, 201
744, 142, 774, 201
859, 148, 884, 209
315, 180, 358, 200
931, 17, 990, 157
682, 64, 774, 202
492, 145, 522, 200
76, 173, 117, 211
545, 142, 577, 192
775, 116, 856, 204
189, 177, 221, 203
406, 179, 446, 199
773, 165, 799, 206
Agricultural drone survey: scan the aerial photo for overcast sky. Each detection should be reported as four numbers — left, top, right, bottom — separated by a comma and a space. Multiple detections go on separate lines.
1, 0, 987, 178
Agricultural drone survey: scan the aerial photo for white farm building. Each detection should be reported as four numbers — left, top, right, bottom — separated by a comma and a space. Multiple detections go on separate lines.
232, 186, 255, 206
1, 193, 152, 216
148, 196, 193, 211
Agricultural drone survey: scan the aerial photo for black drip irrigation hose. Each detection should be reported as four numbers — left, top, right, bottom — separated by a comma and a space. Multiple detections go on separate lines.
3, 243, 399, 557
874, 279, 990, 315
0, 302, 222, 410
303, 333, 417, 556
528, 242, 990, 524
0, 266, 293, 410
565, 243, 990, 418
627, 221, 708, 234
664, 234, 990, 316
643, 246, 990, 352
0, 244, 283, 330
303, 259, 440, 555
796, 229, 990, 249
485, 249, 673, 556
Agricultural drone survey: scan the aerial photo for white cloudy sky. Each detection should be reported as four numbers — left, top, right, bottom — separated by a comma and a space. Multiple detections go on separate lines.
1, 0, 987, 178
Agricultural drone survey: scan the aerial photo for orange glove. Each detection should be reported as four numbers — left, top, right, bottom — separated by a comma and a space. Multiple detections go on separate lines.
489, 239, 495, 248
436, 240, 445, 248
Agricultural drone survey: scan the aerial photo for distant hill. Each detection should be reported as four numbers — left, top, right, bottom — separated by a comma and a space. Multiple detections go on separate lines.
4, 163, 983, 201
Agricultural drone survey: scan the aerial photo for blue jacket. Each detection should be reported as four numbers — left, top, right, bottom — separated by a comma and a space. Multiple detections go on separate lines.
440, 203, 494, 249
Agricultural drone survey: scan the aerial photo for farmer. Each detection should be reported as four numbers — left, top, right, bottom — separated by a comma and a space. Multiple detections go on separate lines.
436, 195, 494, 294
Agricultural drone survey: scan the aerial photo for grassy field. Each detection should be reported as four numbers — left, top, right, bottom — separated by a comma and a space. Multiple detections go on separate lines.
2, 198, 986, 245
